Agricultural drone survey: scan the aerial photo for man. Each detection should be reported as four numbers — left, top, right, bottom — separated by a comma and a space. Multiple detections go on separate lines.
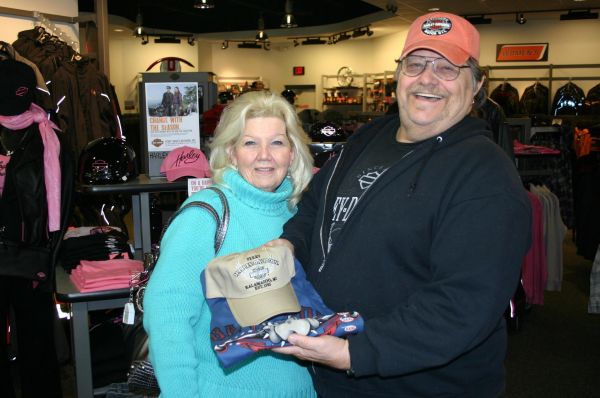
272, 12, 532, 397
161, 86, 174, 116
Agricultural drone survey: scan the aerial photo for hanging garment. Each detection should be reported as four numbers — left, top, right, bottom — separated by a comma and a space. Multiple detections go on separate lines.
551, 82, 585, 116
574, 127, 592, 158
520, 82, 549, 115
583, 83, 600, 115
521, 191, 547, 305
472, 98, 514, 160
490, 82, 522, 116
589, 244, 600, 314
530, 184, 567, 291
12, 26, 123, 157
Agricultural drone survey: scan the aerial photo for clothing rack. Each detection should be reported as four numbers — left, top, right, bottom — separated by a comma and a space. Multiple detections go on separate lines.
485, 63, 600, 115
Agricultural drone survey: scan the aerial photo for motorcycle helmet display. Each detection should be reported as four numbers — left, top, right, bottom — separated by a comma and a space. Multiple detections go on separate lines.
281, 89, 296, 105
78, 137, 139, 184
308, 121, 347, 168
309, 121, 347, 143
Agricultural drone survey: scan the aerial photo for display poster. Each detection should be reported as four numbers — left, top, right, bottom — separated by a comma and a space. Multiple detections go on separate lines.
144, 82, 202, 177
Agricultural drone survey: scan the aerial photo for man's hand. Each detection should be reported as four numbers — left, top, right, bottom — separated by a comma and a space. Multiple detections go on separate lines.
273, 334, 351, 370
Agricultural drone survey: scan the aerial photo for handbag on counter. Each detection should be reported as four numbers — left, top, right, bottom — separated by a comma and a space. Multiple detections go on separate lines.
125, 187, 229, 396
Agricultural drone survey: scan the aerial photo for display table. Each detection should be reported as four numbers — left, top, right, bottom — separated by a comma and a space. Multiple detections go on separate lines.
55, 266, 130, 398
63, 175, 187, 396
79, 174, 188, 257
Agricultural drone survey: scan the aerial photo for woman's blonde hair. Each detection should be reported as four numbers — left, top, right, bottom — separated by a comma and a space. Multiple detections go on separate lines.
209, 90, 313, 208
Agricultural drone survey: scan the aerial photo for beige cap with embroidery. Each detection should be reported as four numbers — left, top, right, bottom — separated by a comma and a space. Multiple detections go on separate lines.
204, 245, 300, 327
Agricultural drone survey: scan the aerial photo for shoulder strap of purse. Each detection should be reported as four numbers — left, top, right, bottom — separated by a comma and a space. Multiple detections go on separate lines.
155, 186, 229, 258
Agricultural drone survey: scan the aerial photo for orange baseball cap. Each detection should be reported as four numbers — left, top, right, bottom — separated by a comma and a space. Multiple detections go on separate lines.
400, 12, 480, 65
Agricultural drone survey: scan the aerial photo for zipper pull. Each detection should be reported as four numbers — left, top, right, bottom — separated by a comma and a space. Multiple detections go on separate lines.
318, 258, 326, 273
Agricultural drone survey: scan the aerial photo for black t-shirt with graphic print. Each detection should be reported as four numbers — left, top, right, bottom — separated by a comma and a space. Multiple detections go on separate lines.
327, 127, 417, 253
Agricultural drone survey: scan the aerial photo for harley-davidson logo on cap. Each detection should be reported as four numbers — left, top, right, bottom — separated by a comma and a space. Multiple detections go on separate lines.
422, 17, 452, 36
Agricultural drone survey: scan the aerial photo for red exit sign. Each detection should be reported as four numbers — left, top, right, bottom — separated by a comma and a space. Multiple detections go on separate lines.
293, 66, 305, 75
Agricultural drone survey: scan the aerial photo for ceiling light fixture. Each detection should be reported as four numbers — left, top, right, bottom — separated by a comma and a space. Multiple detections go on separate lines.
464, 15, 492, 25
516, 13, 527, 24
281, 0, 298, 28
256, 14, 269, 42
194, 0, 215, 9
560, 9, 598, 20
134, 10, 144, 36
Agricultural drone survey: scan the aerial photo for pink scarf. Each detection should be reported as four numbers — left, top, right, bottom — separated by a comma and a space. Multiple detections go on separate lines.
0, 103, 61, 232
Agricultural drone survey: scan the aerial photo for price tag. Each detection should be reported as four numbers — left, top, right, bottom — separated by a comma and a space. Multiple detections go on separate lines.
123, 302, 136, 325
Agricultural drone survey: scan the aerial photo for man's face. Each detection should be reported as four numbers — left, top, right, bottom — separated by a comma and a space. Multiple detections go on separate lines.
396, 49, 482, 142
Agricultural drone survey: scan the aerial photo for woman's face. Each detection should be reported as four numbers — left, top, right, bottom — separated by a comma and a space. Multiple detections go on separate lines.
230, 116, 294, 192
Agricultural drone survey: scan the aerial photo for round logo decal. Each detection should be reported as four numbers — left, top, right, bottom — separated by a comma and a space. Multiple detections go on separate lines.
421, 17, 452, 36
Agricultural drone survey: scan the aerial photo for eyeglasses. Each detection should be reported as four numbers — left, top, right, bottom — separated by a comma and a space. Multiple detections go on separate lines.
398, 55, 470, 81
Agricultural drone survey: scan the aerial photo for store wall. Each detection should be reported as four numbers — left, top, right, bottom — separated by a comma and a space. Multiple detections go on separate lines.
1, 2, 599, 114
108, 37, 200, 112
370, 18, 600, 100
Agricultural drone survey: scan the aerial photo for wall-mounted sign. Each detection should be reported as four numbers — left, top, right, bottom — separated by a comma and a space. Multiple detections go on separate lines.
293, 66, 305, 75
496, 43, 549, 62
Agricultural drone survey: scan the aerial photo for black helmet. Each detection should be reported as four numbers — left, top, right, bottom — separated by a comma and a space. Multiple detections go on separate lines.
78, 137, 139, 184
281, 89, 296, 105
309, 121, 346, 143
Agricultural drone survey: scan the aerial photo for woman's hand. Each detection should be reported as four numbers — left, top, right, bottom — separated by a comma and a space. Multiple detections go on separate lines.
273, 334, 351, 371
263, 238, 295, 255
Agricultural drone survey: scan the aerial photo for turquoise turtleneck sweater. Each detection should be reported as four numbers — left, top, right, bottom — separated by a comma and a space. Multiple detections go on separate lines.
144, 170, 316, 398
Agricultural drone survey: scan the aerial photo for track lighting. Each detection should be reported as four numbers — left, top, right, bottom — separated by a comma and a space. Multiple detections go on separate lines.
336, 32, 351, 42
301, 37, 327, 45
464, 15, 492, 25
560, 9, 598, 20
136, 32, 194, 46
238, 41, 262, 49
154, 36, 180, 44
288, 25, 374, 48
516, 13, 527, 24
352, 28, 366, 38
221, 40, 269, 50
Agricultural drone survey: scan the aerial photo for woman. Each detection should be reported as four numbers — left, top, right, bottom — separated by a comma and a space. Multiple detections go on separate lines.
143, 90, 315, 397
173, 86, 183, 116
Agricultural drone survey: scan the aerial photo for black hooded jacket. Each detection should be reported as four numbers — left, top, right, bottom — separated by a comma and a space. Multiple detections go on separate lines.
282, 115, 532, 397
